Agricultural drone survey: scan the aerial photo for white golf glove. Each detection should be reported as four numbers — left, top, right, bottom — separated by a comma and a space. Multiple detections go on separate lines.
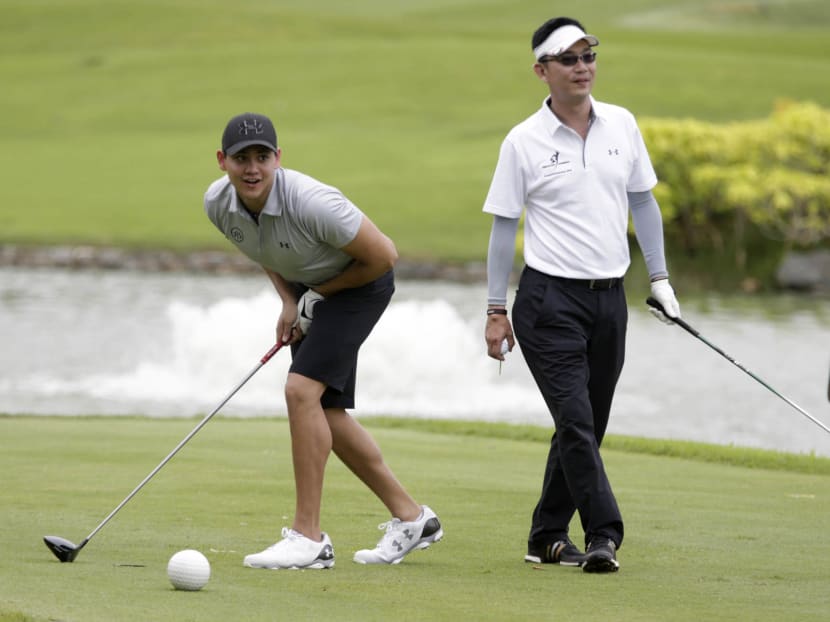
649, 279, 681, 324
295, 290, 324, 335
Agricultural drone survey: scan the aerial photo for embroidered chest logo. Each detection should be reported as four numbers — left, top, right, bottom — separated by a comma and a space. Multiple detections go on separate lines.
279, 241, 291, 249
541, 150, 572, 177
608, 148, 620, 156
230, 227, 244, 243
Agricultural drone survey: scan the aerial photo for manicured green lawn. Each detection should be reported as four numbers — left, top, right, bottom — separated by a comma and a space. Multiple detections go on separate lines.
2, 415, 829, 621
3, 4, 830, 617
1, 0, 829, 262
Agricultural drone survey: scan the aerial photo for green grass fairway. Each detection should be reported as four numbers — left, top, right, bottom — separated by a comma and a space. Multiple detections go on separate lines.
2, 416, 829, 621
2, 1, 829, 261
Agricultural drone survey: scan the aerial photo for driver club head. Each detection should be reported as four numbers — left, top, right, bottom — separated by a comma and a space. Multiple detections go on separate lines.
44, 536, 81, 563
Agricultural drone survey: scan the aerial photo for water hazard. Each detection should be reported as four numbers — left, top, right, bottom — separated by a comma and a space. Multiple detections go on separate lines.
1, 266, 829, 457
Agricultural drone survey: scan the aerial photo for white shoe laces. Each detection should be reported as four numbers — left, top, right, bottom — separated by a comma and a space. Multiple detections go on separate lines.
267, 527, 300, 549
374, 518, 403, 548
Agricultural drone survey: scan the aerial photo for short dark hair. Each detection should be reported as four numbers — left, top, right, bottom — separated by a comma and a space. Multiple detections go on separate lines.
531, 17, 587, 51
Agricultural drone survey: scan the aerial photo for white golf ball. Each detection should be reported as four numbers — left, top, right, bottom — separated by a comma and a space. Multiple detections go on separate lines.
167, 549, 210, 591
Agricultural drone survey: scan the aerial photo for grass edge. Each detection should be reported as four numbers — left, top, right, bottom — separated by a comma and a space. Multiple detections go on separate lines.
4, 413, 827, 476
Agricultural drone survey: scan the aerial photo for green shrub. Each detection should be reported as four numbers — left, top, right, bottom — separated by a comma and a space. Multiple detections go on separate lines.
642, 101, 830, 268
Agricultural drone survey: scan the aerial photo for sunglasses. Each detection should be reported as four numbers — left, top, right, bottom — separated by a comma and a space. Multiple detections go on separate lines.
541, 51, 597, 67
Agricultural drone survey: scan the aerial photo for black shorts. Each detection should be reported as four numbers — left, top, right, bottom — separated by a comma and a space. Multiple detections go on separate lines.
289, 270, 394, 409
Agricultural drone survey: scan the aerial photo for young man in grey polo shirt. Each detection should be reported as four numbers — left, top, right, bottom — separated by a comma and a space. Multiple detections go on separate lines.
482, 18, 681, 573
205, 112, 442, 569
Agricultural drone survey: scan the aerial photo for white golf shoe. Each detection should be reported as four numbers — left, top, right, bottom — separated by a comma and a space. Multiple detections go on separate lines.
353, 505, 443, 565
243, 527, 334, 569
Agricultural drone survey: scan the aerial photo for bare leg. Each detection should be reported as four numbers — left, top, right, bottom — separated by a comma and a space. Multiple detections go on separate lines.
284, 372, 330, 541
326, 408, 420, 521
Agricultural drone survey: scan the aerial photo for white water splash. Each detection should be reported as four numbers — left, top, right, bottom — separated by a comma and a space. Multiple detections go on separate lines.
2, 267, 829, 457
1, 271, 546, 422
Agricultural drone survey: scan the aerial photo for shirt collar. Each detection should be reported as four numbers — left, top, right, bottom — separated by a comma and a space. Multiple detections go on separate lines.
260, 168, 283, 217
539, 95, 603, 133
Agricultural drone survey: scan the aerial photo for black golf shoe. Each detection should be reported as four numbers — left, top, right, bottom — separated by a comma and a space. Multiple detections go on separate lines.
582, 537, 620, 573
524, 538, 586, 567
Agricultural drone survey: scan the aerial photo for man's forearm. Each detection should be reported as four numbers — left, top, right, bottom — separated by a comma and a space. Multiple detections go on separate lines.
629, 190, 668, 281
312, 257, 392, 298
487, 215, 520, 306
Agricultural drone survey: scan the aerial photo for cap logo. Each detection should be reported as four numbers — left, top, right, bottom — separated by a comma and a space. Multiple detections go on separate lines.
238, 119, 265, 136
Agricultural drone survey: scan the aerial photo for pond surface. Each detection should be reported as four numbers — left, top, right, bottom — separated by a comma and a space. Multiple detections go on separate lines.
2, 267, 829, 457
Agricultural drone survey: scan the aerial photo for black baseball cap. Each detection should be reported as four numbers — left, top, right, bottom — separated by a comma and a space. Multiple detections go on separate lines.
221, 113, 278, 155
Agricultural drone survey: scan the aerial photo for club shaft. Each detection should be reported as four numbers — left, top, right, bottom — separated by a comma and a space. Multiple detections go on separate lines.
689, 328, 829, 431
647, 297, 830, 435
82, 342, 284, 544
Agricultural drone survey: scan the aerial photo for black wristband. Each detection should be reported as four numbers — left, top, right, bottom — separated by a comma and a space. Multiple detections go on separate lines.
486, 308, 508, 316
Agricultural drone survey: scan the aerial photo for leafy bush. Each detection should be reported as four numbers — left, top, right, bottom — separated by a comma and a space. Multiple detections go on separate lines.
642, 101, 830, 268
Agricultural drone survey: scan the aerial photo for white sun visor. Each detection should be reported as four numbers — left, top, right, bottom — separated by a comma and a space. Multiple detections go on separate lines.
533, 24, 599, 60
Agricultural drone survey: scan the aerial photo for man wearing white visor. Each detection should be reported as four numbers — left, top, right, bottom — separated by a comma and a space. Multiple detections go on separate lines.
483, 17, 681, 573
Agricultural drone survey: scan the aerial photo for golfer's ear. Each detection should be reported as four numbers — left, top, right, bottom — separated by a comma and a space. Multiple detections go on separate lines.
217, 150, 227, 171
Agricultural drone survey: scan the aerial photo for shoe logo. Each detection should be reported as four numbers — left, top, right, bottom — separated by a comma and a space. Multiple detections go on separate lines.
391, 540, 403, 552
402, 529, 414, 541
319, 544, 334, 560
550, 543, 561, 561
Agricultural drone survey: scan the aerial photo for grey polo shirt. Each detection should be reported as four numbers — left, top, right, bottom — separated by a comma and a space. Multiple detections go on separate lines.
204, 168, 363, 286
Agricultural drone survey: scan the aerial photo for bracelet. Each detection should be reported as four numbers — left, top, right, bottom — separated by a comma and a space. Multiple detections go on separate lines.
486, 308, 508, 316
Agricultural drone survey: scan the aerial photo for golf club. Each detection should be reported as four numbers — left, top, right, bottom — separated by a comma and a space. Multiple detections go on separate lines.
647, 297, 830, 435
44, 341, 286, 562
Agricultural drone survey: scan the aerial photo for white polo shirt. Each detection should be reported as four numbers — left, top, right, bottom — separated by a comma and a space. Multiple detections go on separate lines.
483, 97, 657, 279
204, 168, 363, 286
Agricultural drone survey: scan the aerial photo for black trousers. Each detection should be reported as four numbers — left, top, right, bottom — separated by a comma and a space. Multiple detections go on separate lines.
512, 267, 626, 549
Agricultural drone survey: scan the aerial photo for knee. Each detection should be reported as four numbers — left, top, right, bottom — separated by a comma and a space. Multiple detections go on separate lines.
284, 373, 324, 412
555, 401, 596, 445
